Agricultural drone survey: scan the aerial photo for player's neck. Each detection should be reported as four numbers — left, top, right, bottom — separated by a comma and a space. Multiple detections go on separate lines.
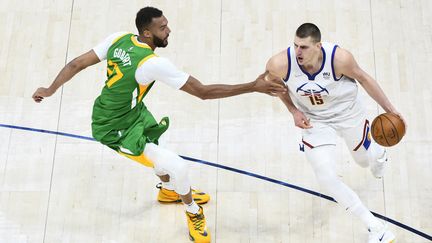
302, 51, 323, 74
137, 35, 156, 50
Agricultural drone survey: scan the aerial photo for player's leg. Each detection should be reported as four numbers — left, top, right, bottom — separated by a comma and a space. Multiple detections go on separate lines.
341, 119, 388, 178
118, 143, 209, 204
304, 145, 388, 237
143, 143, 210, 242
339, 119, 395, 242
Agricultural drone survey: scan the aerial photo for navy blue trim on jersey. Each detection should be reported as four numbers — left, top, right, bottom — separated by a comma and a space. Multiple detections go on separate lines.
297, 47, 326, 80
331, 45, 343, 81
283, 47, 291, 81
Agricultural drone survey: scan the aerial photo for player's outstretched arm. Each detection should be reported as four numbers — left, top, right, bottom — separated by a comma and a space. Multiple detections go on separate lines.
180, 72, 287, 100
334, 47, 406, 127
32, 50, 101, 103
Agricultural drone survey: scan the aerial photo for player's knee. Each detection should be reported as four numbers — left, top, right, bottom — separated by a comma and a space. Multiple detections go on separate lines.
173, 158, 189, 180
356, 158, 370, 168
171, 158, 191, 195
351, 152, 371, 168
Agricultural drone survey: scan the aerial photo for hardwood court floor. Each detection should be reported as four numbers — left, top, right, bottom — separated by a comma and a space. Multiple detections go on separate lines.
0, 0, 431, 242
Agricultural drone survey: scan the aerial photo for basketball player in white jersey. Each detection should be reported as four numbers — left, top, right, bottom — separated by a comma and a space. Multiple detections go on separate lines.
265, 23, 406, 243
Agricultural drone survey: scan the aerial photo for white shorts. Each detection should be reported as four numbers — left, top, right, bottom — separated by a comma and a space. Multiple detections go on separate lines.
301, 101, 382, 167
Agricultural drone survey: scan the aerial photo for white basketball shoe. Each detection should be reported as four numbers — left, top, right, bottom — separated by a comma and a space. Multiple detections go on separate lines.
371, 150, 388, 179
368, 223, 395, 243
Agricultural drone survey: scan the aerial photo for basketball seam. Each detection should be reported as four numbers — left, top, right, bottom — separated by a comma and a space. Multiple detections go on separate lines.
378, 117, 391, 146
382, 114, 400, 143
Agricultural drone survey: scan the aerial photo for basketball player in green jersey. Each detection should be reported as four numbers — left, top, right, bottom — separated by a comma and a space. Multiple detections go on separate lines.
32, 6, 286, 243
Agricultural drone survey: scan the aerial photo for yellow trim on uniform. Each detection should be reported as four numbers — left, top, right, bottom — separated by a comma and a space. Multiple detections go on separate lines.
112, 33, 131, 44
118, 151, 154, 167
138, 53, 157, 67
131, 36, 152, 49
138, 83, 149, 102
107, 66, 113, 76
135, 54, 157, 100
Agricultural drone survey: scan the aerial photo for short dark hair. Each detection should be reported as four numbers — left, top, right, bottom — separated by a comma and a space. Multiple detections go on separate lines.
135, 7, 163, 34
296, 23, 321, 43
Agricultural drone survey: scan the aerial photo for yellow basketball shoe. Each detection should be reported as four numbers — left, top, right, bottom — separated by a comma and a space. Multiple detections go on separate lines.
156, 183, 210, 204
186, 206, 211, 243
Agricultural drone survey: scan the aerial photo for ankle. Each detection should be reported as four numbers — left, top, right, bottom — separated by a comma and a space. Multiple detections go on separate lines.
162, 181, 175, 191
186, 201, 200, 214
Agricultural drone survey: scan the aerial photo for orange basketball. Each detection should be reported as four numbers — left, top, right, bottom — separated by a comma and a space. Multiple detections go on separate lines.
371, 113, 406, 147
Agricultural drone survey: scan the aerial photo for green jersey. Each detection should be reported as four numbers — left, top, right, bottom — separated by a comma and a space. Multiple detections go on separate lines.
92, 33, 169, 155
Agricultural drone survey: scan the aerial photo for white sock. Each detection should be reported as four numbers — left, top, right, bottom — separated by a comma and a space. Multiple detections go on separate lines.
377, 150, 387, 162
162, 181, 175, 191
349, 203, 382, 230
186, 201, 200, 214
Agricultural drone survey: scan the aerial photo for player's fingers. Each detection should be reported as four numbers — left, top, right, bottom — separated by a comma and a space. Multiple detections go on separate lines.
269, 86, 287, 94
270, 80, 286, 88
394, 112, 408, 131
33, 96, 43, 102
297, 123, 311, 129
302, 119, 312, 128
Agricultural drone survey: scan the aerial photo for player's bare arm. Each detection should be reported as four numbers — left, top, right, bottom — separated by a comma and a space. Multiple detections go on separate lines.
266, 52, 312, 129
334, 47, 406, 127
32, 50, 101, 103
180, 71, 287, 100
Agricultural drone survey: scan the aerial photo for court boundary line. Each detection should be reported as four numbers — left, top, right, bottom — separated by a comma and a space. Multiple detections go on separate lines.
0, 123, 430, 241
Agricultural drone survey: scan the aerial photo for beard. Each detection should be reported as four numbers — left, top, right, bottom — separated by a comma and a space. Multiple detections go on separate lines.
153, 35, 168, 48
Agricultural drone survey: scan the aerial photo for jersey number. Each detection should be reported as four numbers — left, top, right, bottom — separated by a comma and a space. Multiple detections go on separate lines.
106, 60, 124, 87
309, 94, 324, 105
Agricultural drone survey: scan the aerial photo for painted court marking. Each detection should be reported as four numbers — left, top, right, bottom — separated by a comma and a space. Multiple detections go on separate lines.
0, 123, 431, 241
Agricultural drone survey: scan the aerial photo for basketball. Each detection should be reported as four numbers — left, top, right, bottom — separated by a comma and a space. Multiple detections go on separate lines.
371, 113, 406, 147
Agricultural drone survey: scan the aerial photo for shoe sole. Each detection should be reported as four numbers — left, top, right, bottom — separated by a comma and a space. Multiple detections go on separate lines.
189, 232, 210, 243
158, 198, 209, 204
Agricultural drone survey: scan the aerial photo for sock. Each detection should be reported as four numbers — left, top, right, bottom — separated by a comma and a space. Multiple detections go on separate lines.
377, 150, 387, 162
349, 203, 382, 230
162, 181, 175, 191
185, 201, 200, 214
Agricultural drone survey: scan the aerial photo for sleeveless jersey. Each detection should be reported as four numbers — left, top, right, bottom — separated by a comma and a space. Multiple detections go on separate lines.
92, 33, 167, 153
284, 42, 359, 122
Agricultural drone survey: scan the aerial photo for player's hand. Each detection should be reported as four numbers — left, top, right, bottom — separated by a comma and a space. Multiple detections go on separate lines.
32, 87, 54, 103
391, 111, 407, 133
253, 72, 287, 96
292, 109, 312, 129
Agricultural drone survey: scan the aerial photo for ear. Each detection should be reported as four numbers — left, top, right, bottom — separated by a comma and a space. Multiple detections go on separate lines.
143, 29, 152, 38
316, 42, 322, 49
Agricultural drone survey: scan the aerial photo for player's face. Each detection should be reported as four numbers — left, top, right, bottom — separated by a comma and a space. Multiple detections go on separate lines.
148, 15, 171, 48
294, 36, 321, 66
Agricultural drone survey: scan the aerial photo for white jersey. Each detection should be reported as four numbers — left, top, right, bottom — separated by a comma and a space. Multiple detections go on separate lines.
284, 42, 360, 123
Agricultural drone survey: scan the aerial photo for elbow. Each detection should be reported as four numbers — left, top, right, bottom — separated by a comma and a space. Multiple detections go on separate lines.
197, 92, 209, 100
68, 58, 87, 72
195, 88, 211, 100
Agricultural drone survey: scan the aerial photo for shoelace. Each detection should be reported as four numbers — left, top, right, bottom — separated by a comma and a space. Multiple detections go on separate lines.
190, 213, 205, 231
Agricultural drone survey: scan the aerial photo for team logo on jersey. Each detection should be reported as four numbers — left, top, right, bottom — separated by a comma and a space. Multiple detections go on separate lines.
296, 82, 329, 96
296, 82, 329, 105
323, 72, 331, 79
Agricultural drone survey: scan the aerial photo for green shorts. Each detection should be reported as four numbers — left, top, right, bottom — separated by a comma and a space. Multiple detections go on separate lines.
92, 108, 169, 156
